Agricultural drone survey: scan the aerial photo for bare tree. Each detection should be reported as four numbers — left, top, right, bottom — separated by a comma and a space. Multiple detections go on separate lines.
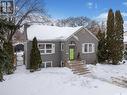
88, 20, 100, 35
100, 21, 106, 33
2, 0, 47, 41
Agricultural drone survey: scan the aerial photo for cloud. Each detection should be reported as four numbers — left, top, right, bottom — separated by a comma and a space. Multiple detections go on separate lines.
122, 12, 127, 17
86, 2, 98, 9
87, 2, 93, 8
95, 12, 108, 20
95, 12, 127, 20
95, 12, 127, 31
123, 2, 127, 6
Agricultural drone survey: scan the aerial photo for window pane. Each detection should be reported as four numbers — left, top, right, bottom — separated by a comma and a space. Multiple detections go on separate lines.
89, 44, 92, 52
46, 44, 52, 49
40, 50, 45, 53
38, 44, 45, 49
7, 1, 13, 13
1, 2, 6, 13
84, 44, 88, 52
46, 50, 52, 53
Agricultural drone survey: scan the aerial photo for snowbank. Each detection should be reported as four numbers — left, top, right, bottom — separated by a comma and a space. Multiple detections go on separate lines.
0, 65, 127, 95
88, 61, 127, 82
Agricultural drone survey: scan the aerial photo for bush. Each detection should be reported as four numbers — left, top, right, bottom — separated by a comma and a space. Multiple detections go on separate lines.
30, 37, 42, 72
3, 41, 14, 74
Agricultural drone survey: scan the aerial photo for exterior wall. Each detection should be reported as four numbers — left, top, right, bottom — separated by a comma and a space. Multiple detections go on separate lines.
63, 29, 98, 64
24, 28, 98, 68
25, 41, 32, 69
24, 42, 27, 65
61, 42, 68, 63
25, 40, 62, 68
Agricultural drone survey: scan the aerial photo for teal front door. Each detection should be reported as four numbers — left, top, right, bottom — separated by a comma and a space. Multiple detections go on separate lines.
69, 48, 75, 60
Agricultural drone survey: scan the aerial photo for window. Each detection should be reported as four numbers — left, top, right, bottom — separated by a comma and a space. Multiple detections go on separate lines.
0, 1, 13, 14
61, 43, 64, 51
1, 1, 6, 13
7, 1, 13, 13
42, 61, 52, 68
38, 43, 55, 54
82, 43, 95, 53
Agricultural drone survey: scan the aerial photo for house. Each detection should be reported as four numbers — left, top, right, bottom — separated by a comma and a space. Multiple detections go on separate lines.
24, 25, 98, 68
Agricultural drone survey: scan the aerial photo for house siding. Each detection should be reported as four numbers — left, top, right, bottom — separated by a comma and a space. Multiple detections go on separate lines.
24, 27, 98, 68
64, 29, 98, 64
25, 41, 62, 68
25, 41, 32, 69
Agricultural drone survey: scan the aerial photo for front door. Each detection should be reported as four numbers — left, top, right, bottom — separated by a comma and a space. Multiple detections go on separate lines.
69, 47, 75, 61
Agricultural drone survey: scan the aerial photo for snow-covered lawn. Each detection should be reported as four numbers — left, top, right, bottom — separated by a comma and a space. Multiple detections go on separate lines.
1, 62, 127, 95
88, 60, 127, 83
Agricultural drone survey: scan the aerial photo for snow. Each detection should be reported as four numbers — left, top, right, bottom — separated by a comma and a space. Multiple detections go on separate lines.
124, 21, 127, 32
124, 32, 127, 43
1, 61, 127, 95
88, 61, 127, 82
16, 51, 24, 66
13, 42, 24, 46
27, 25, 82, 41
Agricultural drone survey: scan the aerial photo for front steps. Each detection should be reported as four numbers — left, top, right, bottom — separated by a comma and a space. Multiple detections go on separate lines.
67, 61, 90, 75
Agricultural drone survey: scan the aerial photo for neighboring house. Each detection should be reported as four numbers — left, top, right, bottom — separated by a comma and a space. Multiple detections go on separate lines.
13, 43, 24, 52
12, 30, 25, 44
24, 25, 98, 68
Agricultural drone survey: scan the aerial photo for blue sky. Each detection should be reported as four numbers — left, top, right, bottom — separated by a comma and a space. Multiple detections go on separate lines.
44, 0, 127, 20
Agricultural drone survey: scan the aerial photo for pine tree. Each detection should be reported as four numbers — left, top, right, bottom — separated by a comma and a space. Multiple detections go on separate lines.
114, 10, 124, 64
3, 41, 14, 74
0, 48, 5, 81
0, 47, 11, 81
30, 37, 42, 72
106, 9, 115, 64
97, 29, 107, 63
0, 18, 5, 81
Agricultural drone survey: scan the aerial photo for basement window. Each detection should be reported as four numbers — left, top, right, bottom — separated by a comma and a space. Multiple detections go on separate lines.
42, 61, 52, 68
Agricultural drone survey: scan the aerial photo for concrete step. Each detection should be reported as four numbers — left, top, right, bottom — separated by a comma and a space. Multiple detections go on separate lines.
67, 61, 90, 76
70, 65, 86, 69
77, 71, 91, 75
72, 68, 89, 72
69, 63, 84, 66
72, 66, 88, 69
73, 70, 90, 74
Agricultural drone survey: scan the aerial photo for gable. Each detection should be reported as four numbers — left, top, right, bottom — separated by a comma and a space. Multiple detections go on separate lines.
66, 27, 98, 42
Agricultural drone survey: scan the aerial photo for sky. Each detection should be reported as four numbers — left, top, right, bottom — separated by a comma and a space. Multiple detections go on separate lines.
44, 0, 127, 20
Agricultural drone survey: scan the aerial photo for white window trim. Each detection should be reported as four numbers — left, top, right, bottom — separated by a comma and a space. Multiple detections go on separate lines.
61, 43, 64, 51
82, 43, 95, 53
38, 43, 55, 55
42, 61, 52, 68
60, 61, 63, 67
